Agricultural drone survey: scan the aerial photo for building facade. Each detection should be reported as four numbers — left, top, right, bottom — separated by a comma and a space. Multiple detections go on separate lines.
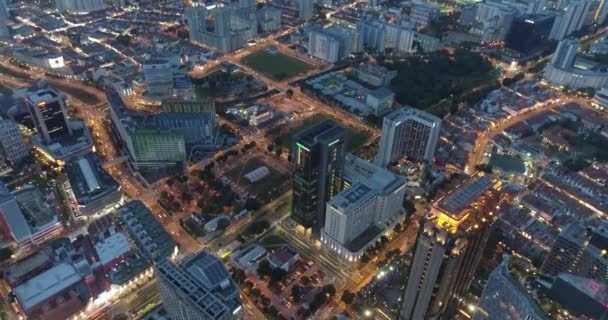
0, 119, 29, 165
292, 120, 347, 236
375, 107, 441, 167
26, 88, 72, 145
143, 60, 174, 96
541, 221, 608, 283
399, 173, 503, 320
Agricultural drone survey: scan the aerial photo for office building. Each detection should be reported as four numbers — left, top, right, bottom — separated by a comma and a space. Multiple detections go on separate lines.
0, 184, 63, 249
298, 0, 314, 20
55, 0, 105, 14
126, 127, 186, 171
596, 0, 608, 24
375, 107, 441, 167
292, 120, 347, 236
25, 88, 72, 144
351, 63, 397, 87
551, 38, 579, 70
399, 173, 503, 320
155, 251, 243, 320
143, 60, 174, 96
470, 1, 518, 42
322, 155, 406, 261
505, 14, 555, 54
474, 255, 548, 320
549, 0, 593, 40
548, 273, 608, 319
64, 152, 121, 216
541, 221, 608, 283
0, 119, 29, 165
115, 200, 176, 262
308, 24, 362, 63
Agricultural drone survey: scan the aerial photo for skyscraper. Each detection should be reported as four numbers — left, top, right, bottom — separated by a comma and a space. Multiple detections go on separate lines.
541, 221, 608, 283
549, 0, 592, 40
26, 88, 72, 144
375, 107, 441, 167
551, 38, 579, 70
292, 120, 347, 237
155, 251, 243, 320
0, 119, 29, 165
474, 255, 548, 320
298, 0, 313, 20
399, 173, 503, 320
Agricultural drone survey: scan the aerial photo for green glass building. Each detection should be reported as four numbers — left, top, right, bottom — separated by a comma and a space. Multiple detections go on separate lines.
292, 119, 346, 237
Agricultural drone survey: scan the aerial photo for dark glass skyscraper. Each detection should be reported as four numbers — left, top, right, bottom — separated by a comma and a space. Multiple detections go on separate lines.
26, 88, 72, 144
292, 120, 346, 237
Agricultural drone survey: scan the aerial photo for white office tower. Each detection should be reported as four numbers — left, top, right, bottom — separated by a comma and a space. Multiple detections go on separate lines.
321, 155, 406, 261
472, 1, 518, 42
55, 0, 105, 14
551, 38, 579, 70
298, 0, 314, 20
143, 60, 174, 96
549, 0, 593, 40
409, 2, 440, 29
0, 119, 28, 165
156, 251, 243, 320
375, 107, 441, 167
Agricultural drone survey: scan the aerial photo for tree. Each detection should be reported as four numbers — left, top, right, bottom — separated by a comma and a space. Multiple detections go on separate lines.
267, 144, 275, 153
322, 284, 336, 297
0, 248, 13, 262
257, 260, 273, 278
393, 222, 402, 233
341, 290, 355, 305
286, 89, 294, 97
217, 218, 230, 231
231, 268, 246, 285
245, 198, 261, 211
112, 315, 129, 320
291, 284, 304, 303
301, 276, 311, 286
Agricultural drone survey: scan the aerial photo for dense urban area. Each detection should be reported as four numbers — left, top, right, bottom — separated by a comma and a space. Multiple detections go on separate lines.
0, 0, 605, 319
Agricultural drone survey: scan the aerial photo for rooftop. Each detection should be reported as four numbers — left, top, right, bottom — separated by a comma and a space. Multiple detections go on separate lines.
65, 152, 119, 206
13, 263, 82, 311
94, 232, 131, 266
296, 119, 346, 148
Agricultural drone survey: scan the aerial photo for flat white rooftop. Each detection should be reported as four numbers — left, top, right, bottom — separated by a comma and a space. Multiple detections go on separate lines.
14, 263, 82, 311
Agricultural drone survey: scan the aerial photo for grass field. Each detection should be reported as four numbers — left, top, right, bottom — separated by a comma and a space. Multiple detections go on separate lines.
241, 50, 314, 80
283, 116, 369, 152
225, 157, 288, 197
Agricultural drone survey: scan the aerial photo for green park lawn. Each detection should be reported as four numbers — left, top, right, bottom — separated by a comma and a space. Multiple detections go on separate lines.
241, 50, 314, 80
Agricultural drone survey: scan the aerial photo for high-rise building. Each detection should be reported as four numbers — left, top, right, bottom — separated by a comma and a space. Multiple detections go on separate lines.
549, 0, 593, 40
399, 173, 503, 320
352, 63, 398, 87
551, 38, 579, 70
409, 2, 440, 29
596, 0, 608, 24
257, 7, 282, 33
185, 4, 256, 53
308, 24, 362, 63
505, 14, 555, 54
143, 60, 174, 96
541, 221, 608, 283
55, 0, 105, 14
25, 88, 72, 144
292, 120, 347, 236
375, 107, 441, 167
298, 0, 314, 20
474, 255, 548, 320
548, 273, 608, 319
357, 18, 439, 54
155, 251, 243, 320
126, 128, 186, 171
321, 155, 406, 261
0, 119, 28, 165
